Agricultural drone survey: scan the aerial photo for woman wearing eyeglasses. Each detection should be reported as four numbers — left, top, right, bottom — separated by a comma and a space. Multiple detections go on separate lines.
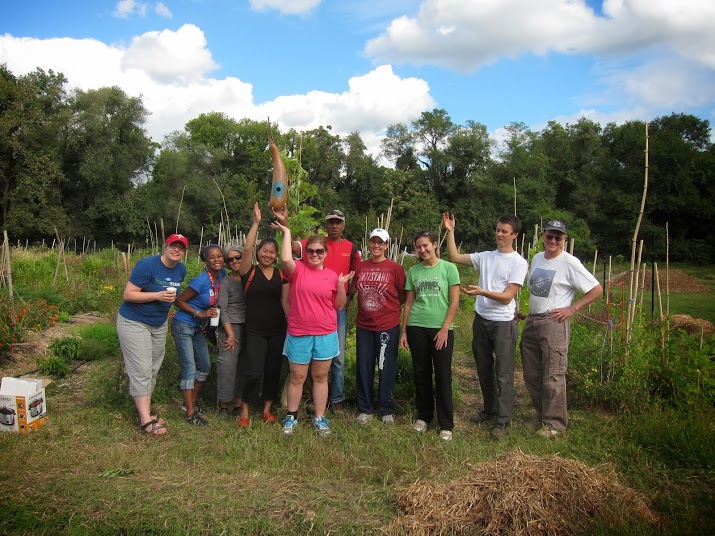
400, 230, 460, 441
173, 244, 226, 426
215, 244, 246, 421
270, 218, 354, 437
234, 203, 290, 428
117, 234, 188, 436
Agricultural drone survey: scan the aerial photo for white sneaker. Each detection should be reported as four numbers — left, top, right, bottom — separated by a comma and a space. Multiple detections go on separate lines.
439, 430, 453, 441
355, 413, 373, 425
412, 419, 428, 432
381, 414, 395, 425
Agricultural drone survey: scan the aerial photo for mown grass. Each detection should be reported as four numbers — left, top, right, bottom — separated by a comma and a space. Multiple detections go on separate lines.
2, 338, 714, 535
1, 251, 713, 534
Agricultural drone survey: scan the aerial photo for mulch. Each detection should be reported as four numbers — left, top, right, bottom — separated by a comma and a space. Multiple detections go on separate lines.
384, 451, 658, 535
608, 268, 708, 293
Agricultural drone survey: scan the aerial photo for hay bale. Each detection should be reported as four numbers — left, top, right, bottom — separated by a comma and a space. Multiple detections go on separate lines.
384, 451, 658, 535
670, 314, 715, 336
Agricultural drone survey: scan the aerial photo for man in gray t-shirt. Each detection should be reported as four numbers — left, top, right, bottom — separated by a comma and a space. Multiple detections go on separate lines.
521, 220, 602, 438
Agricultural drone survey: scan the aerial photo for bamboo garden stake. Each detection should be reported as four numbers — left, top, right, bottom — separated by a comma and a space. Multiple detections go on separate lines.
626, 123, 649, 353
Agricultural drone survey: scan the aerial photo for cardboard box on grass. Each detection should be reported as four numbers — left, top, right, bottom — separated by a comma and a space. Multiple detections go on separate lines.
0, 377, 50, 434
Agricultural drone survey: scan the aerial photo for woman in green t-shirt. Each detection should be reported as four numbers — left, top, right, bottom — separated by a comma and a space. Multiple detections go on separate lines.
400, 230, 460, 441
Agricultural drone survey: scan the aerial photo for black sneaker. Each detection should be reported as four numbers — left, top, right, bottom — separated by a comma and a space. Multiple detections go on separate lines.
217, 408, 230, 421
490, 423, 509, 438
470, 412, 495, 424
181, 402, 205, 415
186, 412, 209, 427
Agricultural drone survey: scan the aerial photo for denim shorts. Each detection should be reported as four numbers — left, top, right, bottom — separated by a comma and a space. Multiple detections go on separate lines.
171, 318, 211, 390
283, 332, 339, 364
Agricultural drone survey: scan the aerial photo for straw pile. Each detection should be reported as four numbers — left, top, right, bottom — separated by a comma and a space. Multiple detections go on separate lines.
384, 451, 658, 535
670, 314, 715, 336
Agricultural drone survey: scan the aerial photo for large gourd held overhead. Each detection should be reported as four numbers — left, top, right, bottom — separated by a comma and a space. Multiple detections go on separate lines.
269, 142, 288, 210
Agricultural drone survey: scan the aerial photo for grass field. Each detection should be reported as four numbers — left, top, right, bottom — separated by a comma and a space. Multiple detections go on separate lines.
1, 253, 713, 534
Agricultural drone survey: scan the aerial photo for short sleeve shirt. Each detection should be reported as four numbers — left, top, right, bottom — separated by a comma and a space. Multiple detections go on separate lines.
353, 258, 406, 331
527, 251, 600, 314
405, 260, 460, 329
286, 261, 339, 336
118, 255, 186, 326
469, 250, 528, 321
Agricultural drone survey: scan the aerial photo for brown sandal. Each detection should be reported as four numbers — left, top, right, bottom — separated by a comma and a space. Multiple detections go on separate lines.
141, 418, 168, 436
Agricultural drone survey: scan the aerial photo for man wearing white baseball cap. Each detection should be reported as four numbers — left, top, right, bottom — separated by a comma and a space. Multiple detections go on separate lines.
348, 228, 406, 425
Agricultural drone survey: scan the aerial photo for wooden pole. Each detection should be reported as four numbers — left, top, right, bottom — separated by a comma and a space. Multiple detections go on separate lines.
176, 185, 186, 234
654, 263, 665, 354
2, 231, 15, 320
626, 122, 649, 350
665, 222, 670, 340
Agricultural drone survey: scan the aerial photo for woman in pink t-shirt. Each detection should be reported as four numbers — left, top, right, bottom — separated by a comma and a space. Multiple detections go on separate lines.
271, 220, 353, 437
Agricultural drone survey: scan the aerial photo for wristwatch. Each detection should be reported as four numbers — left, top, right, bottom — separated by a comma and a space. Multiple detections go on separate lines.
193, 309, 200, 319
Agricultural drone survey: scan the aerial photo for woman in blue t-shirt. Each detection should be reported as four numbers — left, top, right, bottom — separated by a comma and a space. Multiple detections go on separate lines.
116, 234, 188, 436
173, 244, 225, 426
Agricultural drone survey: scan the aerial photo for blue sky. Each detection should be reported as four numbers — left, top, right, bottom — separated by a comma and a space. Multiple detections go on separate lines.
2, 1, 714, 158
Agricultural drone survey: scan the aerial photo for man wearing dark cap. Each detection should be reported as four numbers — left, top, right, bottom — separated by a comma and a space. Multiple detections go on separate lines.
520, 220, 602, 437
275, 208, 361, 409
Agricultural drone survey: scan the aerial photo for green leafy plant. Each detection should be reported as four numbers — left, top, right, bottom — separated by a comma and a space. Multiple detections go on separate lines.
36, 355, 71, 377
49, 337, 82, 362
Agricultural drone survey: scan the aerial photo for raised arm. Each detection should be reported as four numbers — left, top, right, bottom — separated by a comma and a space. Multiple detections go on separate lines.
271, 206, 301, 258
239, 202, 261, 276
270, 220, 296, 275
443, 212, 473, 266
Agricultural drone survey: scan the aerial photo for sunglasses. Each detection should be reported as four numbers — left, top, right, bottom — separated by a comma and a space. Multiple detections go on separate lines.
227, 255, 242, 262
306, 247, 326, 256
544, 234, 565, 243
413, 230, 436, 242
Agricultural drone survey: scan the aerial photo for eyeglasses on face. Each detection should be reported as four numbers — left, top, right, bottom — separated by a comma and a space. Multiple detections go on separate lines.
306, 247, 326, 256
227, 255, 242, 262
167, 243, 186, 251
326, 219, 344, 225
369, 239, 386, 246
544, 234, 565, 243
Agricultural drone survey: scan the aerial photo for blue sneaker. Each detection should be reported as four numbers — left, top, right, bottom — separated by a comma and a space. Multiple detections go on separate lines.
282, 415, 298, 435
313, 416, 331, 437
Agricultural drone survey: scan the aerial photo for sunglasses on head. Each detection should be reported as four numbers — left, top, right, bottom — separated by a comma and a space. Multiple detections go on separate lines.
544, 234, 564, 242
306, 247, 326, 256
227, 254, 242, 262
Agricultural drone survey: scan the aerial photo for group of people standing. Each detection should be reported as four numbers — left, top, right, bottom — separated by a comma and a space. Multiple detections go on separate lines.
116, 205, 602, 441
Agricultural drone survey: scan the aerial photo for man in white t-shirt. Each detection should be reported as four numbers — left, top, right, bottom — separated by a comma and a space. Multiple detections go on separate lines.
444, 213, 528, 437
520, 220, 602, 437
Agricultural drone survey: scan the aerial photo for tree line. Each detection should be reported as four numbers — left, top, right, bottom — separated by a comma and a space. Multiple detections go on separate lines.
2, 64, 713, 263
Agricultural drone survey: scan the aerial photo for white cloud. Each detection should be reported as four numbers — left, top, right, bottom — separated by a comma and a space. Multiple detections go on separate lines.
155, 2, 172, 18
364, 0, 715, 71
0, 28, 434, 159
121, 24, 218, 83
113, 0, 147, 19
249, 0, 321, 16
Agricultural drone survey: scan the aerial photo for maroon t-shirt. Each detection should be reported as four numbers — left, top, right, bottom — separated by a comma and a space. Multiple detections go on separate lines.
353, 258, 406, 331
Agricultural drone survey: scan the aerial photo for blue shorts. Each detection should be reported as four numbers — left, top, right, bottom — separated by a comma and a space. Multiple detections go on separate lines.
284, 332, 339, 364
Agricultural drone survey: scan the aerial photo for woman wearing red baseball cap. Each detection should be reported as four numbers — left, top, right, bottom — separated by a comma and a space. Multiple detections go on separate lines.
117, 233, 188, 436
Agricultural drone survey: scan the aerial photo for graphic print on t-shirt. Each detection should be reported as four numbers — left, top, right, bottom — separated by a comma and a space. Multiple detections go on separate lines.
358, 269, 394, 312
529, 267, 556, 298
417, 276, 441, 297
